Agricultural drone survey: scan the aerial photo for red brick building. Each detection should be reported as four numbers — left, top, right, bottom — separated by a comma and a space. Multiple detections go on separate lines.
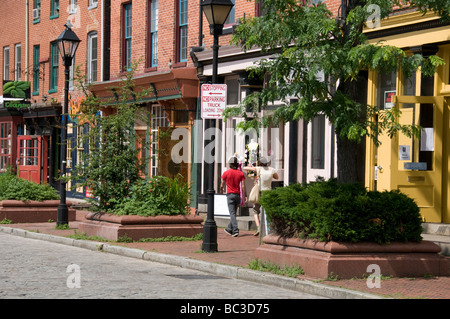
0, 0, 344, 205
0, 0, 103, 192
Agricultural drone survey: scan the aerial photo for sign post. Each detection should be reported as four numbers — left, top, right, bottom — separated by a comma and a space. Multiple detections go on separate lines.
201, 84, 227, 119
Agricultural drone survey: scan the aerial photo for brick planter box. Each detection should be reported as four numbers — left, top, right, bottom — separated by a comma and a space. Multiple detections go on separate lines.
77, 212, 204, 241
0, 200, 76, 223
256, 234, 450, 279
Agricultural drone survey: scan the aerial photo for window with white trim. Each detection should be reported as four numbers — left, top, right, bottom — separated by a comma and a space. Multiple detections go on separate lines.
123, 3, 132, 70
149, 0, 158, 67
15, 44, 21, 81
87, 32, 98, 83
3, 47, 9, 81
151, 105, 169, 176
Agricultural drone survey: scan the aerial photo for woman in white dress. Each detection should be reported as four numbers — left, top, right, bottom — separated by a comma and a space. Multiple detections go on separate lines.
243, 157, 278, 236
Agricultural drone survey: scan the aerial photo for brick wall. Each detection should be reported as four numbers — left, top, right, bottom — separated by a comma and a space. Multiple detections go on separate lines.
200, 0, 342, 51
0, 1, 26, 86
28, 0, 103, 103
0, 0, 404, 99
110, 0, 190, 77
0, 0, 103, 103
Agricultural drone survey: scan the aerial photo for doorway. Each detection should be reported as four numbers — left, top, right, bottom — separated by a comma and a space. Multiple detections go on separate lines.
17, 135, 48, 184
372, 95, 449, 223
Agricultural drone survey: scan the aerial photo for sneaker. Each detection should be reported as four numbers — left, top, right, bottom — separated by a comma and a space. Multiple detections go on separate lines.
232, 232, 239, 237
224, 229, 232, 236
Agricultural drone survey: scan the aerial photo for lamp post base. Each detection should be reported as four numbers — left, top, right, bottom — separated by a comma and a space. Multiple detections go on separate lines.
57, 204, 68, 226
202, 219, 218, 252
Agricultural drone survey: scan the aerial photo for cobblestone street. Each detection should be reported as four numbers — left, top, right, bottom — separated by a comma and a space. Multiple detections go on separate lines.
0, 232, 325, 300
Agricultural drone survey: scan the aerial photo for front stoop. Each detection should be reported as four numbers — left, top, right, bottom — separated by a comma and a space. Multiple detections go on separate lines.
256, 235, 450, 279
0, 200, 76, 223
78, 212, 204, 241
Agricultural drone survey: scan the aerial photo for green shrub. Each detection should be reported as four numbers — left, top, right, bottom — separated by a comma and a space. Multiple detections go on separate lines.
111, 175, 191, 217
0, 172, 59, 201
260, 179, 423, 244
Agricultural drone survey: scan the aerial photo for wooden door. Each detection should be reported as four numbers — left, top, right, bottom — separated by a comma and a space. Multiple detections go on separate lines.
17, 136, 42, 184
374, 96, 447, 223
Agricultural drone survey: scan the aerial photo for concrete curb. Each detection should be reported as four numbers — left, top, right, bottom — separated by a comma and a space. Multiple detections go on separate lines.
0, 226, 384, 299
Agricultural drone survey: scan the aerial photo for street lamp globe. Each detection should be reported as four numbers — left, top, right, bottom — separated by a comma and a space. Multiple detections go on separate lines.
56, 23, 81, 66
201, 0, 234, 35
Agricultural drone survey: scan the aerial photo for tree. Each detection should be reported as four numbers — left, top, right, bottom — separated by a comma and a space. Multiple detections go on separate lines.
226, 0, 448, 183
71, 63, 151, 212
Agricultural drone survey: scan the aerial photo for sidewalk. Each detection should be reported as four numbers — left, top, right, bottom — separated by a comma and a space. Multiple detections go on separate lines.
1, 212, 449, 299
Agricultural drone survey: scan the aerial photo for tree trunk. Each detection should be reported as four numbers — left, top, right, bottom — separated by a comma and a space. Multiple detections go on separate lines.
335, 72, 368, 184
336, 131, 359, 184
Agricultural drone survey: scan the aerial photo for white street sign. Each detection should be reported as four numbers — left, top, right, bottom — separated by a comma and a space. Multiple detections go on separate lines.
201, 84, 227, 119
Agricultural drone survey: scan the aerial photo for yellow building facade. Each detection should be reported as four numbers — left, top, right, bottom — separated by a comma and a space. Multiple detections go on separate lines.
365, 10, 450, 223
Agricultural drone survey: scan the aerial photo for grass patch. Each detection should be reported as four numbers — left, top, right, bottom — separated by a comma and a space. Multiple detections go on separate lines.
0, 218, 12, 224
135, 233, 202, 243
68, 230, 110, 242
55, 224, 71, 230
68, 230, 203, 243
248, 258, 304, 278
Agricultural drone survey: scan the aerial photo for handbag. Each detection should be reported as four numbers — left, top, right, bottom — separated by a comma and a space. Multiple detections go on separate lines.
248, 182, 260, 203
248, 168, 260, 203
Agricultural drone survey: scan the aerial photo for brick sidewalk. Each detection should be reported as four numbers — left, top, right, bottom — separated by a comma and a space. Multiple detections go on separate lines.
2, 218, 449, 299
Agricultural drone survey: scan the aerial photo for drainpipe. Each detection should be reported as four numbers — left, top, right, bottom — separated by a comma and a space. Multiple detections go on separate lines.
198, 0, 203, 47
25, 0, 29, 81
101, 0, 104, 81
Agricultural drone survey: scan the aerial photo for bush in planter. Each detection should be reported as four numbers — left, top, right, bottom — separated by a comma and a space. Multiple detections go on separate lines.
110, 175, 191, 217
260, 179, 423, 244
0, 172, 59, 201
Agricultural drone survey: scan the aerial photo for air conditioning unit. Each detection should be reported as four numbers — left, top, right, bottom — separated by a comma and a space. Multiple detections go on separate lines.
69, 4, 77, 14
32, 8, 40, 20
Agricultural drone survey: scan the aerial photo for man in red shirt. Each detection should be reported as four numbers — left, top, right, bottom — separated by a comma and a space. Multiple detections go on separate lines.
220, 156, 246, 237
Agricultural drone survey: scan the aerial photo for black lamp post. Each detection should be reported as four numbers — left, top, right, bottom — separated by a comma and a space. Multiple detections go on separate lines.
55, 23, 80, 226
200, 0, 234, 252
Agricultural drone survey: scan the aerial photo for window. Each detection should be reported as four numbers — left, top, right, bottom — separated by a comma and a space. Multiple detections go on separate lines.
89, 0, 98, 9
224, 0, 235, 25
15, 44, 21, 81
311, 115, 325, 169
178, 0, 188, 62
33, 45, 40, 95
376, 70, 396, 110
50, 0, 59, 19
87, 32, 98, 83
76, 124, 87, 168
148, 0, 158, 68
0, 122, 12, 172
402, 71, 416, 108
50, 42, 59, 92
151, 105, 169, 176
69, 57, 75, 90
69, 0, 77, 14
18, 138, 39, 166
33, 0, 41, 23
225, 77, 239, 105
123, 3, 132, 70
3, 47, 9, 81
255, 0, 267, 17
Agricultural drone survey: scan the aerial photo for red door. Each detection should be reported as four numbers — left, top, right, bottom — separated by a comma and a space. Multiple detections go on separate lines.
17, 136, 42, 184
